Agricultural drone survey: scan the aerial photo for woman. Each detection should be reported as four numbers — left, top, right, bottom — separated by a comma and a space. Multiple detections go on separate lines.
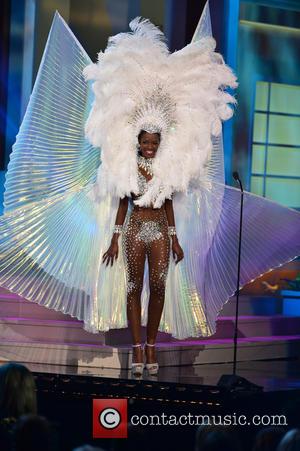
0, 9, 299, 375
103, 130, 184, 375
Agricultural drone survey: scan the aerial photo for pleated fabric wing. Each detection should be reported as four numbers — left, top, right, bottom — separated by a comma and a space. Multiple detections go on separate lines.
157, 2, 300, 338
4, 12, 99, 213
0, 12, 128, 332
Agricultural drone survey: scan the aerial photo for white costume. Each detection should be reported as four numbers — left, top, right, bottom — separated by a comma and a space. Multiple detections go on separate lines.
0, 4, 299, 339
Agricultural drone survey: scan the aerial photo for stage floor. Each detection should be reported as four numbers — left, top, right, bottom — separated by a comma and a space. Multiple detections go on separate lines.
13, 356, 300, 392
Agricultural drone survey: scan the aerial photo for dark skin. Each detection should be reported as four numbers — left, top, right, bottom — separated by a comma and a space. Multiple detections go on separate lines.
102, 131, 184, 364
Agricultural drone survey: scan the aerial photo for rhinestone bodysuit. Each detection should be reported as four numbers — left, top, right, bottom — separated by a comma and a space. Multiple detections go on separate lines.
122, 159, 170, 338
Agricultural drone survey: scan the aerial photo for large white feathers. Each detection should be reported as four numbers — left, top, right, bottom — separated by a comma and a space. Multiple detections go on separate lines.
83, 16, 237, 206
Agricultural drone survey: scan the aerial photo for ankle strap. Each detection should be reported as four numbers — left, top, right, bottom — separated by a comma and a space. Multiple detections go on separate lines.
145, 342, 155, 347
132, 343, 142, 348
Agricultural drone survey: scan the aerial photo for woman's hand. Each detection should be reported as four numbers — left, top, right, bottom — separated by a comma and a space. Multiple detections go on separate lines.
102, 239, 119, 267
172, 238, 184, 264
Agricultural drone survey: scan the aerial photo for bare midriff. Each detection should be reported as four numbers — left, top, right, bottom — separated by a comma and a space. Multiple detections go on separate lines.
130, 197, 166, 219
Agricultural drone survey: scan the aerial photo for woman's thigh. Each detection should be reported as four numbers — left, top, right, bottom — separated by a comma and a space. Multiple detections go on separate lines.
147, 227, 170, 294
123, 214, 147, 294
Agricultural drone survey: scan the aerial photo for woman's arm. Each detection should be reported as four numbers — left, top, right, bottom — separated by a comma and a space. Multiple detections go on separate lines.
164, 198, 176, 228
102, 197, 129, 266
164, 198, 184, 264
112, 196, 129, 237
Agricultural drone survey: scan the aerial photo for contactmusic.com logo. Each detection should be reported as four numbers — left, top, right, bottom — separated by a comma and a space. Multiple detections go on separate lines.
93, 399, 128, 438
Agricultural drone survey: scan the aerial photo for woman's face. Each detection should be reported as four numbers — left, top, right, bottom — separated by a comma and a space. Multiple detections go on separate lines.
139, 132, 160, 159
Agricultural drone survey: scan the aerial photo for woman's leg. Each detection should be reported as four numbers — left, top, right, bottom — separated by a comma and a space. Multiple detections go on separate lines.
146, 230, 170, 363
123, 217, 146, 362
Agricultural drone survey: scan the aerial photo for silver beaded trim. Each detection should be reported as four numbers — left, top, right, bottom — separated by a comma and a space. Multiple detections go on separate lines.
137, 155, 154, 176
168, 226, 176, 236
113, 225, 123, 234
130, 84, 177, 137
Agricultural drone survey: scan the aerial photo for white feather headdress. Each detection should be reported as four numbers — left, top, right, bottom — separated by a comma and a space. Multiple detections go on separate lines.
83, 16, 237, 207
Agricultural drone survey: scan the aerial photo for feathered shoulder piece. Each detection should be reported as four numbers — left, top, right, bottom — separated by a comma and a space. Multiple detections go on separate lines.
83, 16, 237, 206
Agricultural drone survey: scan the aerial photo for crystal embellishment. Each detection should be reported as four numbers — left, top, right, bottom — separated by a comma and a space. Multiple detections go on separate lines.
136, 221, 163, 243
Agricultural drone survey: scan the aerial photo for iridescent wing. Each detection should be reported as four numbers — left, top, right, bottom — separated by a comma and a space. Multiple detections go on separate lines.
0, 13, 125, 333
192, 1, 225, 184
3, 11, 100, 214
162, 2, 300, 339
192, 0, 212, 42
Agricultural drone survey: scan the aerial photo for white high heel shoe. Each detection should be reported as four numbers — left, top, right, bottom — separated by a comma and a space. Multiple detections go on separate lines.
131, 343, 144, 376
145, 342, 159, 376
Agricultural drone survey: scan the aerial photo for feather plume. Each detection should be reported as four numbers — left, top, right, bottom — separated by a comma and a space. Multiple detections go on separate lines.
83, 16, 237, 206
